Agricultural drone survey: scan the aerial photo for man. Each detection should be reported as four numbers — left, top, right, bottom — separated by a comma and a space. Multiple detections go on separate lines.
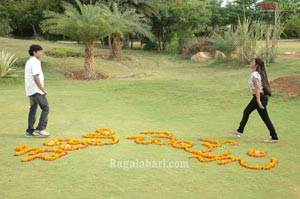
25, 45, 50, 137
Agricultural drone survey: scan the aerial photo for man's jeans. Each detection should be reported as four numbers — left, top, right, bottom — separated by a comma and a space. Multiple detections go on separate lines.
26, 93, 50, 133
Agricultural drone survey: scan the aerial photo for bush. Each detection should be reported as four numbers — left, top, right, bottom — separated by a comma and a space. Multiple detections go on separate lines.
165, 34, 180, 54
0, 50, 17, 78
181, 37, 211, 59
207, 32, 237, 60
46, 48, 83, 57
14, 58, 28, 68
143, 38, 157, 51
0, 18, 13, 37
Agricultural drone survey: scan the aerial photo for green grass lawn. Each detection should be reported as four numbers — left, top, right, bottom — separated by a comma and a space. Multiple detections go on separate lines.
0, 37, 300, 199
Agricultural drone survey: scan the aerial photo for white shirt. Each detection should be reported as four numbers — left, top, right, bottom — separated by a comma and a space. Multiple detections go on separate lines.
25, 56, 44, 96
248, 71, 263, 92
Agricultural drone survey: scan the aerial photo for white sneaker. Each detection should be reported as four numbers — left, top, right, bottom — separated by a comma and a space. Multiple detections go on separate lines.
32, 131, 40, 136
230, 130, 242, 137
35, 130, 51, 137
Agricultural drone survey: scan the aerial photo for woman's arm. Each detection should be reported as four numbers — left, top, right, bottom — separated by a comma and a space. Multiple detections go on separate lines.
252, 77, 264, 109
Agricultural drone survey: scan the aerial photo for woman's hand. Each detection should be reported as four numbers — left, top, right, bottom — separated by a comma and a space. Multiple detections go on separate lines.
258, 101, 264, 109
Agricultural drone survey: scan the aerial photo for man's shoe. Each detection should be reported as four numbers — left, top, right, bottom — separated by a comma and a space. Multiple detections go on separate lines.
25, 132, 33, 137
35, 130, 50, 137
32, 131, 40, 136
264, 139, 278, 143
230, 130, 242, 137
25, 131, 39, 137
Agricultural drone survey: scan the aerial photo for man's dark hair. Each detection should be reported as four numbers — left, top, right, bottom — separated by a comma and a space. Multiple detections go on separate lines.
28, 45, 43, 56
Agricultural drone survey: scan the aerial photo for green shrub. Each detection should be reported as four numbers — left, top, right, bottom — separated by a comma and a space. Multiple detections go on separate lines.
143, 38, 157, 51
0, 50, 17, 78
207, 32, 237, 60
46, 48, 83, 57
14, 58, 28, 68
15, 57, 48, 68
165, 34, 180, 54
0, 18, 13, 37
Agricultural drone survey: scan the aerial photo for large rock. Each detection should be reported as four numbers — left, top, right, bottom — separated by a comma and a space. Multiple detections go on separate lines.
191, 51, 212, 61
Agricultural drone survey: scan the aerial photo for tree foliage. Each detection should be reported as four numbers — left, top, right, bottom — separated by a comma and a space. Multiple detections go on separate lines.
285, 13, 300, 39
0, 0, 62, 37
40, 1, 111, 43
41, 0, 111, 78
208, 32, 237, 60
105, 3, 153, 58
150, 0, 211, 51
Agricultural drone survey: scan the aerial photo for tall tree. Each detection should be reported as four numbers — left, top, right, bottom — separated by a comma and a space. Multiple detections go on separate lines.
285, 13, 300, 39
0, 0, 62, 37
118, 0, 156, 48
150, 0, 211, 51
106, 3, 153, 58
40, 0, 111, 78
99, 0, 156, 48
207, 0, 228, 31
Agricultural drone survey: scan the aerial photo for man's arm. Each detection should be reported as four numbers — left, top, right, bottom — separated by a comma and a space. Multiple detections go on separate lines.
34, 74, 47, 95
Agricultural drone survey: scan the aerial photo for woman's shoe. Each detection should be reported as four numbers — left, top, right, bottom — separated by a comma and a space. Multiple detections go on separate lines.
264, 139, 278, 143
230, 130, 242, 137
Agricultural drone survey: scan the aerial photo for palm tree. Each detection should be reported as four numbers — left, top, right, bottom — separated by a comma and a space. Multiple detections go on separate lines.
106, 3, 153, 59
118, 0, 156, 48
119, 0, 156, 17
101, 0, 156, 17
40, 0, 111, 79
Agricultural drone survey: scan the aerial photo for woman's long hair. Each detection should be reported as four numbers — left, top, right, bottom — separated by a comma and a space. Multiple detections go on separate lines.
255, 58, 272, 96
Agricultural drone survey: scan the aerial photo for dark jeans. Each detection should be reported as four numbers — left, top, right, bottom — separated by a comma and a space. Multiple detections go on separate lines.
237, 94, 278, 140
26, 93, 50, 133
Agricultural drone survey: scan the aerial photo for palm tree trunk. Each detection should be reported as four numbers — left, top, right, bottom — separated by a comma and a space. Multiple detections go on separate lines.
108, 35, 112, 53
123, 33, 130, 49
111, 33, 122, 59
84, 41, 96, 79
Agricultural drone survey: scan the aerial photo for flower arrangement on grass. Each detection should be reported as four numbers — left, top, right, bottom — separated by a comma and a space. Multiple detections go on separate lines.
84, 128, 119, 145
247, 150, 267, 157
15, 145, 68, 162
125, 131, 279, 170
14, 128, 279, 170
125, 131, 175, 146
14, 128, 119, 162
238, 157, 278, 170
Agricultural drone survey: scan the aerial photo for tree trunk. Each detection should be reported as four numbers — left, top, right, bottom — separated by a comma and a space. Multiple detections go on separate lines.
110, 33, 122, 59
123, 33, 130, 49
30, 23, 39, 39
108, 35, 112, 52
84, 41, 96, 79
265, 25, 271, 63
131, 37, 134, 49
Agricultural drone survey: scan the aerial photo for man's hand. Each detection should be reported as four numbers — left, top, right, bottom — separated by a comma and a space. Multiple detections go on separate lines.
34, 74, 46, 95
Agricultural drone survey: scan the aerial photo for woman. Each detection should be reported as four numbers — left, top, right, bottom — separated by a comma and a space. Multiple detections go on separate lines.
230, 57, 279, 143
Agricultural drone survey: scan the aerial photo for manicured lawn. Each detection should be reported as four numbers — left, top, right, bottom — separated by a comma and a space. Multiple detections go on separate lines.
0, 37, 300, 199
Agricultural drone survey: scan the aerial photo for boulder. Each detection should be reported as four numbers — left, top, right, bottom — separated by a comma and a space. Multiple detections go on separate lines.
191, 51, 212, 61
